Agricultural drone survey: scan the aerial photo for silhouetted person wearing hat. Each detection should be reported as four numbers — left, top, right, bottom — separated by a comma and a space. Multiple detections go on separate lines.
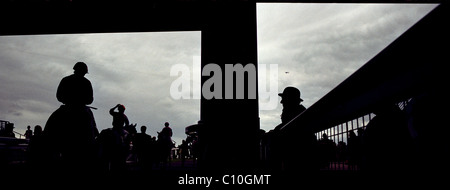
57, 62, 93, 106
277, 86, 306, 127
43, 62, 99, 175
104, 104, 130, 172
269, 87, 316, 173
110, 104, 129, 130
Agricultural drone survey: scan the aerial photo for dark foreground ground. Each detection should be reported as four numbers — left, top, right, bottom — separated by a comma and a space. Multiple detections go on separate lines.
3, 158, 444, 190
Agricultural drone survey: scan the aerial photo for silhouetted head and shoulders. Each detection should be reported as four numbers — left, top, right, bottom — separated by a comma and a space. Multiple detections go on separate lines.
33, 125, 42, 137
110, 104, 129, 129
140, 125, 147, 134
135, 125, 151, 139
25, 125, 33, 139
278, 86, 306, 124
28, 125, 43, 145
163, 122, 172, 131
56, 62, 93, 106
161, 122, 173, 138
134, 125, 152, 148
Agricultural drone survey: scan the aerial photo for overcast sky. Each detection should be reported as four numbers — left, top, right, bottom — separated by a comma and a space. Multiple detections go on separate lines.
0, 3, 437, 145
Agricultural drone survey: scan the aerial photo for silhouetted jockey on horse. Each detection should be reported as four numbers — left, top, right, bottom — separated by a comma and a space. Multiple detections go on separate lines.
110, 104, 129, 131
103, 104, 131, 172
43, 62, 99, 173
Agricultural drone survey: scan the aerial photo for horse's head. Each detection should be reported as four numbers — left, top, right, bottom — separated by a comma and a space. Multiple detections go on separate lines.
125, 123, 137, 135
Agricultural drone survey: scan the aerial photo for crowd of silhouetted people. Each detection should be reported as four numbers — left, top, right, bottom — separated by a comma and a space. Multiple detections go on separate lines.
10, 62, 182, 177
0, 62, 199, 178
260, 85, 450, 178
3, 62, 449, 181
21, 120, 180, 169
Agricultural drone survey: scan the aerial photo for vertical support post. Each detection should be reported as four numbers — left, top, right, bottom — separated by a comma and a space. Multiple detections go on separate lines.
200, 2, 259, 171
362, 115, 365, 129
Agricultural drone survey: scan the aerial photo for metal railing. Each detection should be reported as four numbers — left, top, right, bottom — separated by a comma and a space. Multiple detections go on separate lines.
1, 120, 26, 139
315, 113, 374, 171
314, 100, 412, 171
13, 131, 25, 139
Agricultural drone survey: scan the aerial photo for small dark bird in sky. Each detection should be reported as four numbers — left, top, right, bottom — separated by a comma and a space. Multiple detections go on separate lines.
285, 72, 289, 74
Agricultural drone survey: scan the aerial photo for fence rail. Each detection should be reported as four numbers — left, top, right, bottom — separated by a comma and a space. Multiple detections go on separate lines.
315, 113, 373, 171
315, 100, 412, 171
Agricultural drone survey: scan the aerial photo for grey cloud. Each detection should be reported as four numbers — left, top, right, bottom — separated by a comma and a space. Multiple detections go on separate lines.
0, 31, 201, 145
257, 3, 437, 131
0, 4, 437, 143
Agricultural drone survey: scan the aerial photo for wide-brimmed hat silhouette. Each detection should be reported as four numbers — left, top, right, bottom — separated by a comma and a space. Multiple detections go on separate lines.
278, 86, 303, 102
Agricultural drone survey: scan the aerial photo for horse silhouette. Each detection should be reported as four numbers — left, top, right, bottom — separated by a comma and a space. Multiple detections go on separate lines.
97, 123, 136, 172
43, 105, 99, 172
156, 131, 174, 168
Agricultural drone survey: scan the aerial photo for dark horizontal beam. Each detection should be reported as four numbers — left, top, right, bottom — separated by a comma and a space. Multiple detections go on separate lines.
0, 1, 204, 36
257, 0, 442, 3
0, 0, 444, 3
1, 0, 442, 36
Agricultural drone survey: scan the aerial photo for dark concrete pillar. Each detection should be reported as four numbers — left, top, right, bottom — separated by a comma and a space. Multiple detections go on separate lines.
200, 2, 260, 171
